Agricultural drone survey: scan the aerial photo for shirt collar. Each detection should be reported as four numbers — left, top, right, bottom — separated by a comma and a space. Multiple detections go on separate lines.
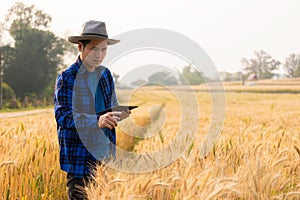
77, 56, 86, 75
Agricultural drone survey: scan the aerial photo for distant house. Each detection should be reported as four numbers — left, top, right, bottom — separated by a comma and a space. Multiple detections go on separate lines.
247, 73, 257, 81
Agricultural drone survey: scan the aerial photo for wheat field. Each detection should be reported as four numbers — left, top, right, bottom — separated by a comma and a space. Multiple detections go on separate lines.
0, 86, 300, 199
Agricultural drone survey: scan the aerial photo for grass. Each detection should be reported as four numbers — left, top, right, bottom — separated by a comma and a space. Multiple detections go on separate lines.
0, 84, 299, 199
0, 113, 66, 200
0, 105, 52, 113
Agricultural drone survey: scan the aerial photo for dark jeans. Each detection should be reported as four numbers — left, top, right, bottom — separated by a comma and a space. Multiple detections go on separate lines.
67, 173, 94, 200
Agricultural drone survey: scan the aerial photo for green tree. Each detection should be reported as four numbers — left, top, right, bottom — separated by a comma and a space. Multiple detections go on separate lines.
296, 66, 300, 78
2, 82, 15, 101
0, 45, 14, 69
180, 65, 205, 85
148, 71, 178, 85
241, 50, 280, 79
284, 53, 300, 78
3, 2, 65, 98
219, 71, 243, 82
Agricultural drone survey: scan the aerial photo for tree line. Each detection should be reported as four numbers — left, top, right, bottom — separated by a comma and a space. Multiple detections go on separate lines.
127, 49, 300, 86
221, 50, 300, 82
128, 65, 205, 87
0, 2, 72, 108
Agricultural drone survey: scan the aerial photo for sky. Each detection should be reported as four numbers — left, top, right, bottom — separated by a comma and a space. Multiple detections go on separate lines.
1, 0, 300, 81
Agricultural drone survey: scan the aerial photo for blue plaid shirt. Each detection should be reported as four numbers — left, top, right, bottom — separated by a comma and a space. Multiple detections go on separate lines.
54, 56, 118, 177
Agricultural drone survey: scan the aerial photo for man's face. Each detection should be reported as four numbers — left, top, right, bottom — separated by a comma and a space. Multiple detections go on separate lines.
80, 39, 108, 70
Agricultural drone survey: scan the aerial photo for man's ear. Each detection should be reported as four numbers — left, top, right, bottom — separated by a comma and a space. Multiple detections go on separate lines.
78, 43, 83, 52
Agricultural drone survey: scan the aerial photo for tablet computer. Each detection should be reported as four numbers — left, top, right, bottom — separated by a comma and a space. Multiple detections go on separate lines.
97, 105, 138, 116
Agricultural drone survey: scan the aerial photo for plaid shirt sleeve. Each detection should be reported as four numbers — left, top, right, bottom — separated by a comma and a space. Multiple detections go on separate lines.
54, 73, 76, 129
54, 71, 99, 130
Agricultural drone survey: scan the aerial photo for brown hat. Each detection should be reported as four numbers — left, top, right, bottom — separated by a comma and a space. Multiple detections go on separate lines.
68, 20, 120, 45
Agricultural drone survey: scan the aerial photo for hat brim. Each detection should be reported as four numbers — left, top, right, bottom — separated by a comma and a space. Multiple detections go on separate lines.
68, 35, 120, 45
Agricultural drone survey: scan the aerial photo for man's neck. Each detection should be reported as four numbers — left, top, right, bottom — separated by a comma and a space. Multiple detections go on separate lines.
85, 65, 96, 72
80, 55, 96, 72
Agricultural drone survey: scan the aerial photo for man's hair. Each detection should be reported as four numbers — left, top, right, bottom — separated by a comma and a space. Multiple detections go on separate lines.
79, 40, 91, 50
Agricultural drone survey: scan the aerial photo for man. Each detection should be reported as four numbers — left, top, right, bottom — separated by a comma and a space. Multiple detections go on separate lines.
54, 20, 130, 199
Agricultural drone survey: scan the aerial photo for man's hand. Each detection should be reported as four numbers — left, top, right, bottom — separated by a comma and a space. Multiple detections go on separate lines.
98, 110, 131, 129
118, 110, 131, 121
